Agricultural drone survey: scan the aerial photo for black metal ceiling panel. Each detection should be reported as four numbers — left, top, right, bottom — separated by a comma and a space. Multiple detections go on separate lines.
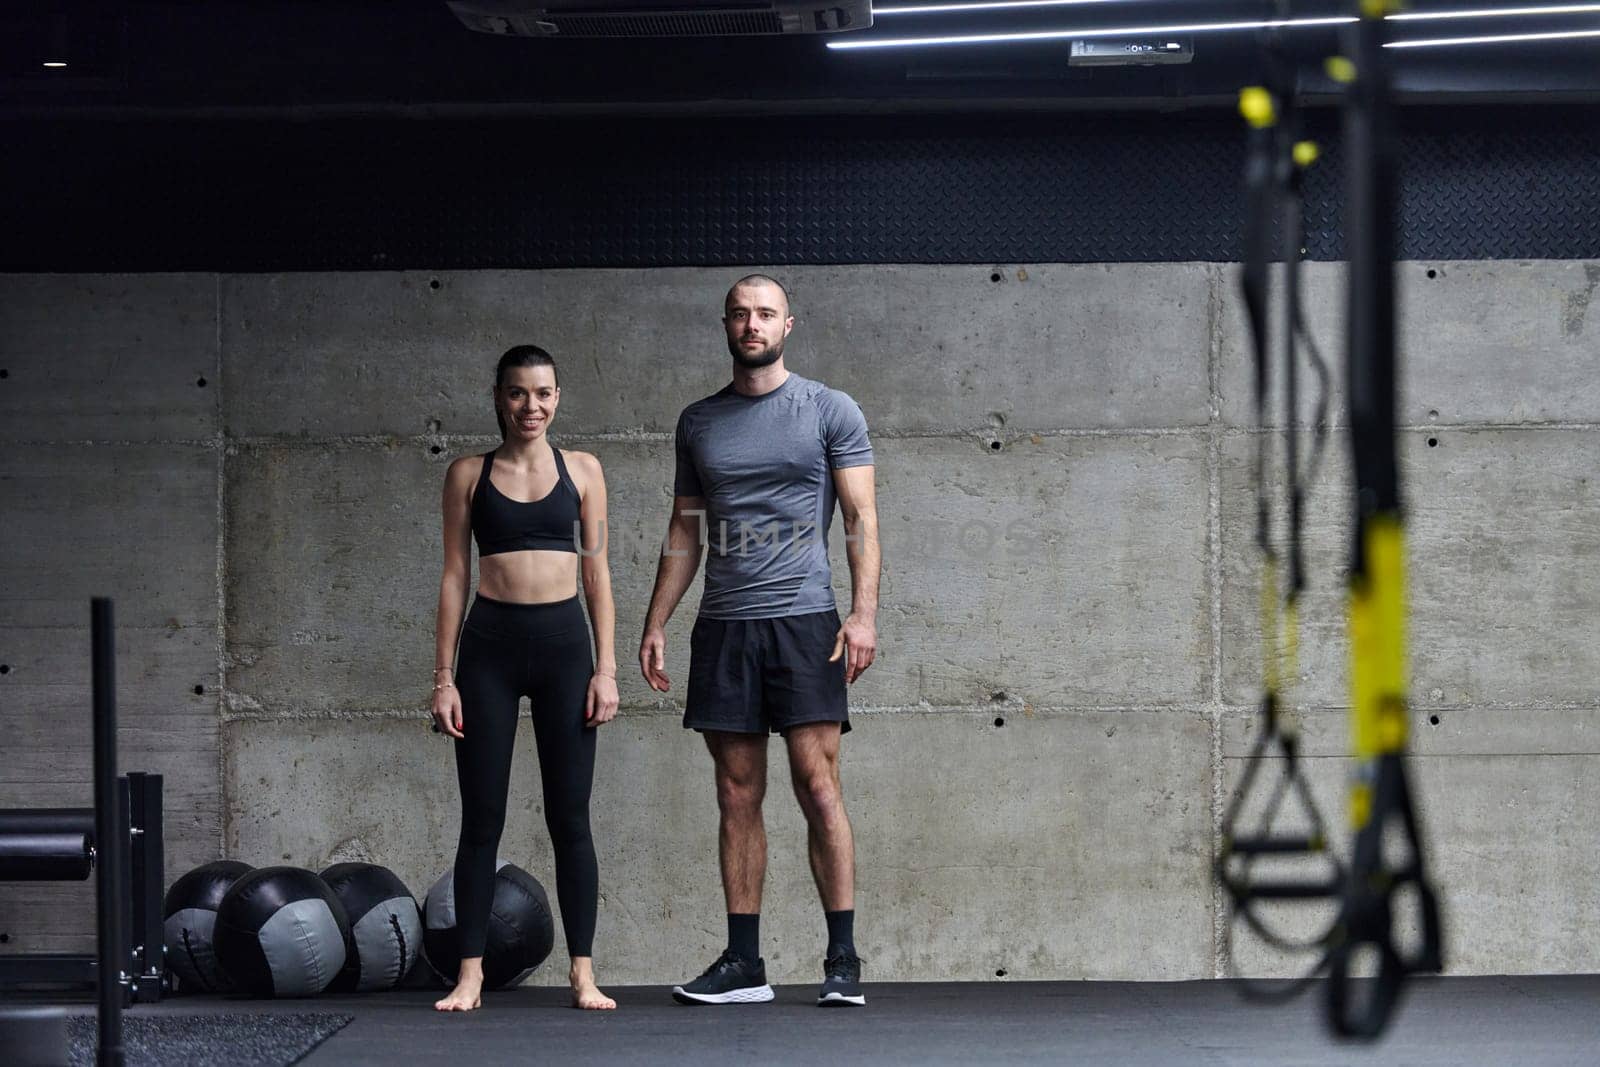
2, 107, 1596, 271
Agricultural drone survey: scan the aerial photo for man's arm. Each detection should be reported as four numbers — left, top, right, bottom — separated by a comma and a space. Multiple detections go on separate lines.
831, 464, 879, 683
638, 494, 708, 692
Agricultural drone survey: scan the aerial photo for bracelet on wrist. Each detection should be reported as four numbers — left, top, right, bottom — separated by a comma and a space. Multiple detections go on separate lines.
433, 681, 455, 691
433, 666, 454, 675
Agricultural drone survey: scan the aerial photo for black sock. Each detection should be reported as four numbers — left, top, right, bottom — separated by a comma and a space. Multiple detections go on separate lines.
728, 913, 760, 962
825, 910, 855, 957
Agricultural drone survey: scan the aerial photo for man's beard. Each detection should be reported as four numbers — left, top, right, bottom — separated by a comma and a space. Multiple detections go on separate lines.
729, 335, 785, 368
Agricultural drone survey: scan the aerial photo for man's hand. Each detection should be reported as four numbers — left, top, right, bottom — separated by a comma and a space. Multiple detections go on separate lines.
828, 612, 877, 684
639, 625, 672, 692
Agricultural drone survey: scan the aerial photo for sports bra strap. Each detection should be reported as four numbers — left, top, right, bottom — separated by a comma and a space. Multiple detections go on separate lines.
476, 447, 577, 501
551, 448, 579, 499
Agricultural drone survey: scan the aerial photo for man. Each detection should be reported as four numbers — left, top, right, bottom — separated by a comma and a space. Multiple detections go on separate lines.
639, 274, 880, 1008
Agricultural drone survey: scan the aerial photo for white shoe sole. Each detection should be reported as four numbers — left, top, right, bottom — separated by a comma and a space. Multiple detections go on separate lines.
818, 991, 866, 1006
672, 983, 775, 1005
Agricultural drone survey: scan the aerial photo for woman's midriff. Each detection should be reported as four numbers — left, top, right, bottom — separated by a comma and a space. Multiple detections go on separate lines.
477, 549, 581, 605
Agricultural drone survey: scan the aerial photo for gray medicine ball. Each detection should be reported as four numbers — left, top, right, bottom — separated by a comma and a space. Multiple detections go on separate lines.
162, 860, 254, 993
213, 866, 352, 997
422, 860, 555, 990
320, 862, 423, 992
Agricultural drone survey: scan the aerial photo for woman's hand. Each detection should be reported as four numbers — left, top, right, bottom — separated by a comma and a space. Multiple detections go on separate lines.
586, 672, 619, 726
432, 676, 464, 739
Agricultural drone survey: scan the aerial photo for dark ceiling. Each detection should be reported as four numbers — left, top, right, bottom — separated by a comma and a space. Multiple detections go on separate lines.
4, 0, 1599, 117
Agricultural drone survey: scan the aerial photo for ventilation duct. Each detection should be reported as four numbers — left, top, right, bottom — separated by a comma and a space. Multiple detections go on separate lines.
446, 1, 871, 38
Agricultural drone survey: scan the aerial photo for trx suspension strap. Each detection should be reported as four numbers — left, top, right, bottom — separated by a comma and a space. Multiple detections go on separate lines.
1219, 1, 1443, 1038
1217, 18, 1341, 1003
1326, 0, 1444, 1038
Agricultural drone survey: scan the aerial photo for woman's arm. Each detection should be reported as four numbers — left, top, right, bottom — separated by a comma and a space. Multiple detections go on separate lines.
432, 456, 476, 738
573, 451, 619, 724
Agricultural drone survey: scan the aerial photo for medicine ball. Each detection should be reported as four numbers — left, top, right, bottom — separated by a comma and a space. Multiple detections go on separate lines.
213, 866, 352, 997
320, 862, 423, 993
422, 860, 555, 990
162, 860, 253, 993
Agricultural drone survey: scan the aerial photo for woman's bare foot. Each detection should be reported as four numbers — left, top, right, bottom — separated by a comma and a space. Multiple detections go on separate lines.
435, 960, 485, 1012
570, 958, 617, 1011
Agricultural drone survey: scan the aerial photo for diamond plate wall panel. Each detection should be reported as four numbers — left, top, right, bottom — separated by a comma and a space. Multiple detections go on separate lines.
1, 108, 1595, 270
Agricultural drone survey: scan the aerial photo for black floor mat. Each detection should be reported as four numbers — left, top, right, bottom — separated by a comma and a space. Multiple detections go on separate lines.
67, 1013, 353, 1067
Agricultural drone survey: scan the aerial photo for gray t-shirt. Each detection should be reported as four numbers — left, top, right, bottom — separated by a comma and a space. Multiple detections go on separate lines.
674, 373, 874, 620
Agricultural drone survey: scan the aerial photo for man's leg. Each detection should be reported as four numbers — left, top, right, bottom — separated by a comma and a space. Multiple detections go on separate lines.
708, 730, 770, 917
786, 721, 865, 1006
785, 722, 854, 913
671, 729, 776, 1005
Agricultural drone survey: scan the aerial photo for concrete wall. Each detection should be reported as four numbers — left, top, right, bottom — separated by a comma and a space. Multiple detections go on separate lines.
2, 261, 1597, 984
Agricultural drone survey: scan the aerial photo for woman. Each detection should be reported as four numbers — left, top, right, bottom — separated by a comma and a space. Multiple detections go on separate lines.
430, 344, 619, 1012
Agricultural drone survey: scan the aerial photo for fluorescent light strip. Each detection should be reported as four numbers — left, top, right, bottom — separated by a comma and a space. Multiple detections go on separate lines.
877, 1, 1135, 14
875, 2, 1600, 20
1390, 4, 1600, 21
828, 16, 1356, 49
1387, 26, 1600, 46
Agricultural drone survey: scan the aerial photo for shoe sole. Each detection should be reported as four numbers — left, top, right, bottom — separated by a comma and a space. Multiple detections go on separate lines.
817, 992, 866, 1006
672, 984, 775, 1005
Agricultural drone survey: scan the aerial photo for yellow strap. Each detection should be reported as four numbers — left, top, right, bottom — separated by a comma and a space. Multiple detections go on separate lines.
1239, 86, 1277, 130
1349, 780, 1374, 831
1349, 513, 1409, 760
1261, 558, 1281, 693
1324, 56, 1357, 85
1283, 599, 1300, 691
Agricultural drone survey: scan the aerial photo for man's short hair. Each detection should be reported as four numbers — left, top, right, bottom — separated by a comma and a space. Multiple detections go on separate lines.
726, 273, 791, 315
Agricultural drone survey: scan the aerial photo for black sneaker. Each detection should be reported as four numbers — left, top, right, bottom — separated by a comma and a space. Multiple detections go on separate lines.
818, 951, 865, 1006
672, 949, 775, 1005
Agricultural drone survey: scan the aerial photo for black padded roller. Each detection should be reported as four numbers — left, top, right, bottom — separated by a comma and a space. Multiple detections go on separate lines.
0, 809, 96, 880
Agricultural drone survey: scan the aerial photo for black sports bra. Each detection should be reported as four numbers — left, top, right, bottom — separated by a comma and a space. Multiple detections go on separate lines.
471, 448, 582, 557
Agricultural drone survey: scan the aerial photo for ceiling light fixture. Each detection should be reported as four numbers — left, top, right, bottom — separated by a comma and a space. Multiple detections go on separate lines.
876, 0, 1133, 14
874, 1, 1600, 18
826, 16, 1357, 50
1387, 26, 1600, 46
1389, 3, 1600, 20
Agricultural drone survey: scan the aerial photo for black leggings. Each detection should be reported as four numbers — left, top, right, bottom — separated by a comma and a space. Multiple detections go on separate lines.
452, 594, 598, 959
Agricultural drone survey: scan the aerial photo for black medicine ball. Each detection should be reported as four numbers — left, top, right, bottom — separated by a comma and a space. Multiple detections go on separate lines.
320, 862, 424, 993
213, 866, 352, 997
423, 860, 555, 990
162, 860, 253, 993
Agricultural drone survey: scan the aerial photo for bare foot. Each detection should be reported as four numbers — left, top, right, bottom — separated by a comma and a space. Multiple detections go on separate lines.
435, 971, 484, 1012
570, 959, 617, 1010
572, 980, 617, 1010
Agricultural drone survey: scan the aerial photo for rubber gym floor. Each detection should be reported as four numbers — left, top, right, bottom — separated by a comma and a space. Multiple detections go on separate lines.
33, 974, 1600, 1065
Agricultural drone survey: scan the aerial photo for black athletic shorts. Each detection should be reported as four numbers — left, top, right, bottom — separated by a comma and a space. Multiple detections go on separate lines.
684, 609, 850, 735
